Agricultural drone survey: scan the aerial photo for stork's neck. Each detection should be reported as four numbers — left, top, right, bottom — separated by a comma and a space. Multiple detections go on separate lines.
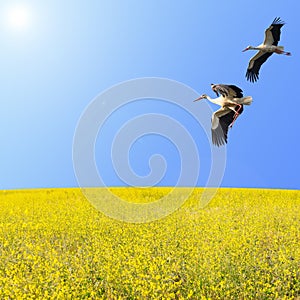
206, 95, 222, 106
251, 45, 264, 51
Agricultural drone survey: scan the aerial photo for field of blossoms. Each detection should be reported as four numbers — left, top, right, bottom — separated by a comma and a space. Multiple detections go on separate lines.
0, 188, 299, 299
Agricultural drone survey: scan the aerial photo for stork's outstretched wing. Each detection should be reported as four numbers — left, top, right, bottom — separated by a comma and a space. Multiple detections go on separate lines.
246, 51, 273, 82
211, 105, 244, 146
263, 17, 285, 46
211, 84, 243, 98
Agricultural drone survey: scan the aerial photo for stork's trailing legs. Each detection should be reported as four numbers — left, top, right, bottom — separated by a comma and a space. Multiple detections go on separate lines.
274, 48, 291, 56
229, 104, 242, 128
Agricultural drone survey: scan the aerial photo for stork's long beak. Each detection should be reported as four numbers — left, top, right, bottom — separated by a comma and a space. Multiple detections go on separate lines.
242, 48, 248, 52
193, 96, 204, 102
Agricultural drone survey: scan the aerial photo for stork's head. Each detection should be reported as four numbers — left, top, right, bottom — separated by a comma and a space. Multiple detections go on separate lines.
193, 94, 208, 102
242, 45, 252, 52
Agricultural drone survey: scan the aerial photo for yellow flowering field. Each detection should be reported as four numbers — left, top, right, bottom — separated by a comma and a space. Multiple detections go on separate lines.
0, 188, 299, 299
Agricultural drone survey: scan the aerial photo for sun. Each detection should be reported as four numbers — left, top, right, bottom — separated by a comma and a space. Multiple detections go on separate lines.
6, 5, 32, 31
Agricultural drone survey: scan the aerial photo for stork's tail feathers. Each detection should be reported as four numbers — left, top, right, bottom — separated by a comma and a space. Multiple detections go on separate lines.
277, 46, 284, 51
234, 96, 253, 105
242, 96, 252, 105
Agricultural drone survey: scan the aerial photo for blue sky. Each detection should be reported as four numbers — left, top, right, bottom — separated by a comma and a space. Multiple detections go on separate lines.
0, 1, 299, 190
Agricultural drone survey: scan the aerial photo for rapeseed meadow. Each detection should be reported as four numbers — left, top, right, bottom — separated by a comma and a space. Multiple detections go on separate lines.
0, 188, 299, 299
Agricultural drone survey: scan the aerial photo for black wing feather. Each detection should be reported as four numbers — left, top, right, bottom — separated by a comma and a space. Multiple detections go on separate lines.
246, 52, 273, 82
270, 17, 285, 46
219, 105, 244, 142
212, 105, 244, 146
211, 84, 243, 98
227, 85, 243, 98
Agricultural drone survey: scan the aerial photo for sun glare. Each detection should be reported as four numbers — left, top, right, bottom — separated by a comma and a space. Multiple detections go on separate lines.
6, 5, 32, 31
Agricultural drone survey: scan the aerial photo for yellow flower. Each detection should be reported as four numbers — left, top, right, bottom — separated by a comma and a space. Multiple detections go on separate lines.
0, 188, 299, 299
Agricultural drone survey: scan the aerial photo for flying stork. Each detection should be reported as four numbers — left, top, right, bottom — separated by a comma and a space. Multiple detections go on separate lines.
243, 17, 291, 82
194, 84, 252, 146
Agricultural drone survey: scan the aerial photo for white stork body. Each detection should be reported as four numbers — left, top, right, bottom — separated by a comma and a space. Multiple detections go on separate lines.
243, 17, 291, 82
194, 84, 252, 146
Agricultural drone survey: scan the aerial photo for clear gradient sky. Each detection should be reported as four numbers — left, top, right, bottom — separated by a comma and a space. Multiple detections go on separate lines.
0, 1, 299, 190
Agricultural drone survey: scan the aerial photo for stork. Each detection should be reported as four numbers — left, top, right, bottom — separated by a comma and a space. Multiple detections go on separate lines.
194, 84, 252, 146
243, 17, 291, 82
